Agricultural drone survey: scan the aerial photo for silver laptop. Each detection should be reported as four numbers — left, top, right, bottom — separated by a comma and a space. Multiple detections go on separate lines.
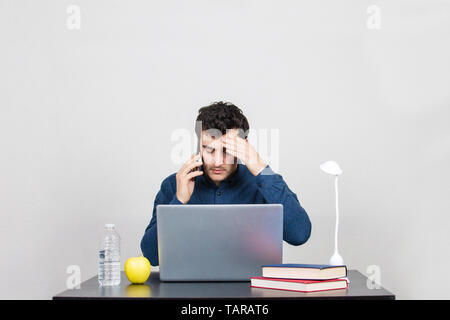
156, 204, 283, 281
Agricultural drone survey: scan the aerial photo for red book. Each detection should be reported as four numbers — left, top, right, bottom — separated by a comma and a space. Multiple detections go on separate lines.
250, 277, 348, 293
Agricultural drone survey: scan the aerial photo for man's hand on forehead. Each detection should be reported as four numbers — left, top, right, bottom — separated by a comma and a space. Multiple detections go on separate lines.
224, 128, 244, 140
202, 136, 224, 150
222, 129, 267, 176
202, 129, 243, 149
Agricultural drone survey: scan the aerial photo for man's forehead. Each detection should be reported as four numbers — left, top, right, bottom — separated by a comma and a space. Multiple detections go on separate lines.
201, 128, 239, 138
201, 129, 239, 145
201, 133, 224, 147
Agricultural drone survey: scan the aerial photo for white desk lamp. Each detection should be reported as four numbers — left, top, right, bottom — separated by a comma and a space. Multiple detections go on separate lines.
320, 161, 345, 266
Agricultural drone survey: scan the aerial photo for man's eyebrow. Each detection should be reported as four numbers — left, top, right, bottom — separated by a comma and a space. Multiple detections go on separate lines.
202, 145, 228, 153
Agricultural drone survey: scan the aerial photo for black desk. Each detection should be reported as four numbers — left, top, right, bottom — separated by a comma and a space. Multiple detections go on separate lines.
53, 270, 395, 300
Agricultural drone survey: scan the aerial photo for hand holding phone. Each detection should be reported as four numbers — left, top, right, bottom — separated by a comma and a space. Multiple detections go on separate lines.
175, 153, 203, 204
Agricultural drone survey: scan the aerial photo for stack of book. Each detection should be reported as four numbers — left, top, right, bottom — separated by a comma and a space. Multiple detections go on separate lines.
250, 264, 348, 293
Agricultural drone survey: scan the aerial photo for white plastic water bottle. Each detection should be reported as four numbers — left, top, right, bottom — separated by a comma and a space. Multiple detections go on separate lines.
98, 224, 121, 286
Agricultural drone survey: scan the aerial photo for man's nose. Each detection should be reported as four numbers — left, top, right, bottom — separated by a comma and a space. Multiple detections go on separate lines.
213, 150, 225, 165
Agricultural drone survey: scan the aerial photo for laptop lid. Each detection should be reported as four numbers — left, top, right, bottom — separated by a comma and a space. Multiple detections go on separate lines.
156, 204, 283, 281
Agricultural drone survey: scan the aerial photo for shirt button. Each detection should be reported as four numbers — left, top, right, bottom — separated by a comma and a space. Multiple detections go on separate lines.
217, 191, 222, 196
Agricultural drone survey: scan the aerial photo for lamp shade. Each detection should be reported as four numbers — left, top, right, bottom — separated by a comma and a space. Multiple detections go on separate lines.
320, 161, 342, 176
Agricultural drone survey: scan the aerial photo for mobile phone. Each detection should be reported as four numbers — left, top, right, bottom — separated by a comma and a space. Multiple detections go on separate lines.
194, 120, 202, 172
194, 142, 201, 171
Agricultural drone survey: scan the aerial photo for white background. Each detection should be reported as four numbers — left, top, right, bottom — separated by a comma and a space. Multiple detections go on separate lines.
0, 0, 449, 299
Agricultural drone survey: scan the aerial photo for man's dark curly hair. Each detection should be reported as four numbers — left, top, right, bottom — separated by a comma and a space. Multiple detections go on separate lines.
195, 101, 249, 139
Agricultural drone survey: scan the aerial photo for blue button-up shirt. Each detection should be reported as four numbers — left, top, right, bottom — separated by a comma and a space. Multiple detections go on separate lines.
141, 163, 312, 266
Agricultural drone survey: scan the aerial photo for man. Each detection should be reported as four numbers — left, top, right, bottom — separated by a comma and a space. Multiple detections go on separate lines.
141, 101, 312, 266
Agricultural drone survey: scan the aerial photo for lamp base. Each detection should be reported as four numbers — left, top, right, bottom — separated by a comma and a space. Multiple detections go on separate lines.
329, 252, 344, 266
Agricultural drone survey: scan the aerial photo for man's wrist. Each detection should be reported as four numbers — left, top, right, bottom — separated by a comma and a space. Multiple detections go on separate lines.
249, 160, 268, 176
172, 194, 186, 204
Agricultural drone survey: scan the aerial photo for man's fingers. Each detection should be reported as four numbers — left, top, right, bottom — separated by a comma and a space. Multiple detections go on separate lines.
182, 158, 203, 175
224, 142, 235, 152
179, 153, 195, 171
226, 139, 250, 152
225, 140, 255, 164
224, 143, 237, 153
224, 133, 243, 143
179, 153, 200, 173
224, 136, 245, 148
185, 170, 203, 180
224, 146, 238, 158
224, 141, 244, 155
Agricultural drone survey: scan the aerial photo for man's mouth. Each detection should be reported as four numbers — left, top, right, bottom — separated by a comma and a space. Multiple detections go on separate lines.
211, 169, 224, 174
